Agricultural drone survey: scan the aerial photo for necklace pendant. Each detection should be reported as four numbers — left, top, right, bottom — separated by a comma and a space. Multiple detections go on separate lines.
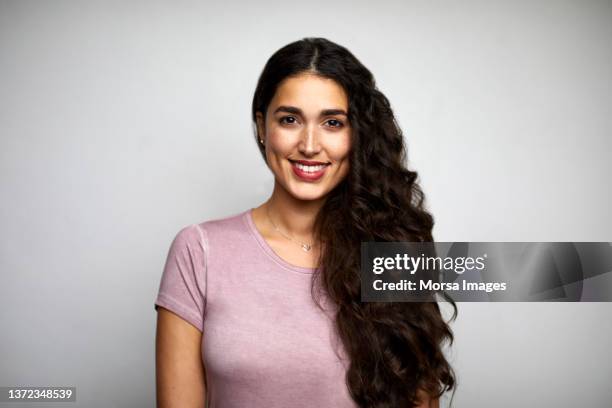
301, 243, 312, 252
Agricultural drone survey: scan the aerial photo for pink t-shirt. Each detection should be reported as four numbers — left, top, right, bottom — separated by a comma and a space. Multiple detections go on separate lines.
154, 208, 356, 408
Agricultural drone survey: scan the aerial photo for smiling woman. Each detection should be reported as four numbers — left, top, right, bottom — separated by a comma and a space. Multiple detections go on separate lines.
154, 37, 455, 408
256, 74, 351, 196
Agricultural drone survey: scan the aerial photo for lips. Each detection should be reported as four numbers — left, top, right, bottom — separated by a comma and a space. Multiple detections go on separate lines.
289, 159, 330, 181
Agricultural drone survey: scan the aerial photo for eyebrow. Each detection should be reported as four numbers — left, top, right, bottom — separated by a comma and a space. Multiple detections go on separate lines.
273, 105, 348, 117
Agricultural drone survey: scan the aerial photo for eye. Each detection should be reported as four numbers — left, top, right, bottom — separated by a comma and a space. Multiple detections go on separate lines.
325, 119, 344, 128
279, 116, 298, 125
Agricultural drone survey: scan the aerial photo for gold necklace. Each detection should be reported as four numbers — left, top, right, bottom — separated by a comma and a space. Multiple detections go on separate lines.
265, 205, 314, 252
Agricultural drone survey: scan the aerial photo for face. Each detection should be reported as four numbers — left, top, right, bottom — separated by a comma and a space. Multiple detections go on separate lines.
256, 73, 352, 201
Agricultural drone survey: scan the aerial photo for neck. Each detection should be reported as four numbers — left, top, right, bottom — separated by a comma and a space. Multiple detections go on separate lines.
265, 181, 326, 241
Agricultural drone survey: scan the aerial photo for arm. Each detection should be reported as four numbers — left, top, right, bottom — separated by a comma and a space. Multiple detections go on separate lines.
156, 307, 206, 408
419, 397, 439, 408
415, 389, 440, 408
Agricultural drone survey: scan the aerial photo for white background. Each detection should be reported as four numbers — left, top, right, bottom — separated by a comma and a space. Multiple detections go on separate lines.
1, 1, 611, 407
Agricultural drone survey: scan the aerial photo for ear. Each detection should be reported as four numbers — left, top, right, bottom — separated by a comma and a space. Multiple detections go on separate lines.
255, 112, 266, 141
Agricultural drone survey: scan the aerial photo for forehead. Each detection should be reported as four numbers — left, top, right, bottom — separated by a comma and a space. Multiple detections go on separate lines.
270, 73, 348, 111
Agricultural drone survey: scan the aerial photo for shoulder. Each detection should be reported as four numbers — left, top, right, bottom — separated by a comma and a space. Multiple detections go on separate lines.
197, 209, 251, 240
172, 209, 251, 250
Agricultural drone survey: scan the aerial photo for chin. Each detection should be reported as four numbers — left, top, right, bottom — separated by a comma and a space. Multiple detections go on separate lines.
285, 183, 331, 202
289, 189, 329, 202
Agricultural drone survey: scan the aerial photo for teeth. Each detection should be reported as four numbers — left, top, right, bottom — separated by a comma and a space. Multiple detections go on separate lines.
294, 162, 327, 173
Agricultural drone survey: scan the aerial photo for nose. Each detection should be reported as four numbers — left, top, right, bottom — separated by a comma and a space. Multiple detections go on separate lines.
298, 124, 321, 156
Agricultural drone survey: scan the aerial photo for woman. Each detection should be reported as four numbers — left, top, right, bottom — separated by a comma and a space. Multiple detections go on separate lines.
155, 37, 456, 408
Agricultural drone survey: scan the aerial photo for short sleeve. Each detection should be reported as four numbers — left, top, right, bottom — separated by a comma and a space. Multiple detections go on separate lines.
154, 224, 207, 332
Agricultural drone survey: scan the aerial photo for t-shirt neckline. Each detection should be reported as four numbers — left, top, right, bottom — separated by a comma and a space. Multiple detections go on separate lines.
244, 208, 317, 275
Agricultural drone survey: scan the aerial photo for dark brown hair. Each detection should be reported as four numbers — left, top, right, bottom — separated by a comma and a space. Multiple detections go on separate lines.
252, 37, 457, 408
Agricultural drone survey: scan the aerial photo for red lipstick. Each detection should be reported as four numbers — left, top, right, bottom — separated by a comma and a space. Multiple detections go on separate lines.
289, 159, 330, 182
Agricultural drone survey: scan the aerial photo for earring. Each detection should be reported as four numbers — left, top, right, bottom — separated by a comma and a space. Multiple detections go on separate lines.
259, 138, 264, 145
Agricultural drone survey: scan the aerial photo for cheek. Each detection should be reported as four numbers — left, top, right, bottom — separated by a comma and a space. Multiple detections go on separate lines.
337, 157, 351, 179
266, 128, 296, 157
327, 133, 352, 162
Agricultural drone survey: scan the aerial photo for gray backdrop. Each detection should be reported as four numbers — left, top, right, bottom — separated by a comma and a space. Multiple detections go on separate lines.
1, 1, 610, 407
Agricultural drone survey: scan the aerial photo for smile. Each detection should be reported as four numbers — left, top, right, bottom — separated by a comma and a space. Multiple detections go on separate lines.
289, 160, 330, 181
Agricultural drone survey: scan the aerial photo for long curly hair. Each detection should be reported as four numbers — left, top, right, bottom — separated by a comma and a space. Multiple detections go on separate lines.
251, 37, 457, 408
